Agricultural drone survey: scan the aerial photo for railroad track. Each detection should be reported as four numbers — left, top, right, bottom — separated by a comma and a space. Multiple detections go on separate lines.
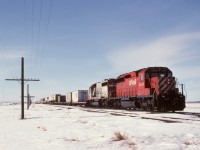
79, 107, 200, 124
174, 112, 200, 118
49, 104, 200, 124
79, 108, 181, 123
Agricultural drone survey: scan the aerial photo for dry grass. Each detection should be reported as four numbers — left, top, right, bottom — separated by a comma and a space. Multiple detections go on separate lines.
48, 108, 54, 111
184, 141, 191, 145
113, 131, 136, 149
64, 137, 80, 142
75, 119, 95, 126
77, 119, 88, 124
37, 126, 47, 131
113, 131, 128, 141
184, 140, 200, 145
70, 137, 80, 142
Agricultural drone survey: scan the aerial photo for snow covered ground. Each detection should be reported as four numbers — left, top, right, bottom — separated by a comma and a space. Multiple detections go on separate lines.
0, 103, 200, 150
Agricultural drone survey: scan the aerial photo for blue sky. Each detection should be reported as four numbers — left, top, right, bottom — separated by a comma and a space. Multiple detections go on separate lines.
0, 0, 200, 102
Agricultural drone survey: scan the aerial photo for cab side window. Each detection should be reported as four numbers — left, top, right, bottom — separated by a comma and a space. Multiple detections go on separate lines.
145, 73, 149, 79
140, 74, 144, 82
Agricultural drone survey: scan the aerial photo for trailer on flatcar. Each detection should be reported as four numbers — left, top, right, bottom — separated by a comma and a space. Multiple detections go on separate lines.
66, 90, 88, 106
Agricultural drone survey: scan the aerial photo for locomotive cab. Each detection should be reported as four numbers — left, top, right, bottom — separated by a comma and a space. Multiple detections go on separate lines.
144, 67, 185, 112
144, 67, 173, 95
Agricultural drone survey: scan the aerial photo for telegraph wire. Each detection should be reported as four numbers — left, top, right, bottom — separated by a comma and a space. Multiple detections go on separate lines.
38, 0, 54, 77
35, 0, 43, 78
0, 35, 18, 78
24, 0, 28, 55
30, 0, 35, 78
22, 0, 53, 78
24, 0, 33, 78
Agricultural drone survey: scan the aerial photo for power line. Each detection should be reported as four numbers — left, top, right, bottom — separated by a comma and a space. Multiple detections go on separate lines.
38, 0, 54, 76
22, 0, 53, 78
0, 35, 18, 78
24, 0, 28, 55
30, 0, 35, 78
24, 0, 33, 78
35, 0, 43, 78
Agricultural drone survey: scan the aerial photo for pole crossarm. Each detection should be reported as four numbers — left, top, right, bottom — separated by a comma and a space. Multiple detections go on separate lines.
5, 78, 40, 81
24, 96, 35, 98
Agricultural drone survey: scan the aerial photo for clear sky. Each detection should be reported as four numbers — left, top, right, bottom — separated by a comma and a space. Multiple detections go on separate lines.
0, 0, 200, 102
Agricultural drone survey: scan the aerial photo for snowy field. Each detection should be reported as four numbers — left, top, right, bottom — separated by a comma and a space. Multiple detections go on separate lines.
0, 103, 200, 150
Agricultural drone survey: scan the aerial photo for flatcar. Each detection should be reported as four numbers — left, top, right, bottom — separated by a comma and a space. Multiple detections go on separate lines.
86, 67, 185, 112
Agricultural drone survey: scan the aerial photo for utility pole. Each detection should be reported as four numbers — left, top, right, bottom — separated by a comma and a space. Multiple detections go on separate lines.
22, 57, 24, 118
6, 57, 39, 119
27, 84, 29, 109
2, 89, 4, 102
25, 84, 34, 110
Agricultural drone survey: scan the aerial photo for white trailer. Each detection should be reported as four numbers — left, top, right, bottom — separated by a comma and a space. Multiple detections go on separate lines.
49, 94, 61, 103
72, 90, 88, 103
66, 92, 72, 103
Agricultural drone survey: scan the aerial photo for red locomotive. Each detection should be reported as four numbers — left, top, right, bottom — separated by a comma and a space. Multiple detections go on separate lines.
86, 67, 185, 112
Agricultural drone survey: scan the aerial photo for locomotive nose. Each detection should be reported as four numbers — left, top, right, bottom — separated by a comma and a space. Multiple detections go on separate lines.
159, 77, 176, 94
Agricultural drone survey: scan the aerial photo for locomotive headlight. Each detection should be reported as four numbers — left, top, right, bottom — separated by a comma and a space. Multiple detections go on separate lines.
167, 78, 170, 84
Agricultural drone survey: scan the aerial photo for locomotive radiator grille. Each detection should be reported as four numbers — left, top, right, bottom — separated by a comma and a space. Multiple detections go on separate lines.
159, 77, 176, 94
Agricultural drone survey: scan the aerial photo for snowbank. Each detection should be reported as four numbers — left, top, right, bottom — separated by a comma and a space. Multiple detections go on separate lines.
0, 103, 200, 150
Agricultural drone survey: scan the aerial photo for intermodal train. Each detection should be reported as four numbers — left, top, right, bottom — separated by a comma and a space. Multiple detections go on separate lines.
86, 67, 185, 112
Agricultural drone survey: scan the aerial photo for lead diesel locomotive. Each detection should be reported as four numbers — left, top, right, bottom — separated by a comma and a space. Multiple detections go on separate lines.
86, 67, 185, 112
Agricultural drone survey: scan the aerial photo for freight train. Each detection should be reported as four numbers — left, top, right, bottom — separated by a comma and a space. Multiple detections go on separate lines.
86, 67, 185, 112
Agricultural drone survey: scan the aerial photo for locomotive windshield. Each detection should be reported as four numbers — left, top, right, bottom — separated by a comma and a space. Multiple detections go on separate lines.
159, 72, 172, 78
145, 72, 172, 79
160, 73, 165, 77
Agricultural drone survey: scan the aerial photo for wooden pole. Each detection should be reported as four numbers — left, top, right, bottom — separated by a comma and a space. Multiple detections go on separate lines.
27, 84, 29, 110
21, 57, 24, 119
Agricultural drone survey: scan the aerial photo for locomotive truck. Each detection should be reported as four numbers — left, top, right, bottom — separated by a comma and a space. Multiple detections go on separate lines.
86, 67, 185, 112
